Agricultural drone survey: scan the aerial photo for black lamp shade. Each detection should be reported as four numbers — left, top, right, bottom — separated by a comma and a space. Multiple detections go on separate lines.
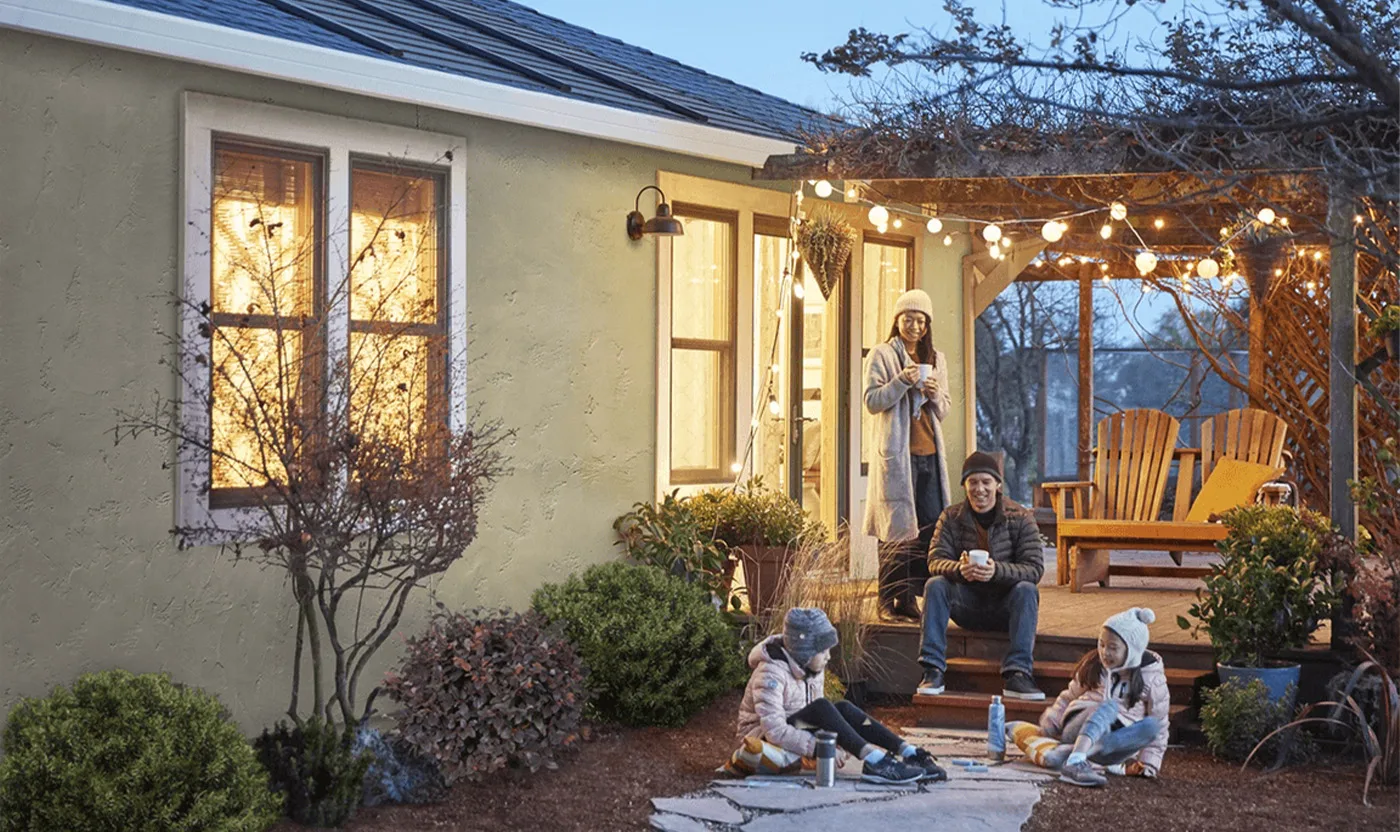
627, 186, 685, 240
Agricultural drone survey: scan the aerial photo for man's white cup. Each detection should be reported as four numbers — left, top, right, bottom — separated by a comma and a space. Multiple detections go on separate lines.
968, 549, 991, 567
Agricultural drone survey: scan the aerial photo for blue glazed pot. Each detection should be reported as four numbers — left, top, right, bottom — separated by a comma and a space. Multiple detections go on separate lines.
1217, 662, 1301, 712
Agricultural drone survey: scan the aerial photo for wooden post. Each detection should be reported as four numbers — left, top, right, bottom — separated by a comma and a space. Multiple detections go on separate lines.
1248, 296, 1266, 407
1327, 185, 1358, 540
1078, 263, 1095, 480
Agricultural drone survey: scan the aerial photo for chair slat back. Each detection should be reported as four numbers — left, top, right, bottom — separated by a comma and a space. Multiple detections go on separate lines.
1199, 408, 1288, 482
1092, 409, 1180, 521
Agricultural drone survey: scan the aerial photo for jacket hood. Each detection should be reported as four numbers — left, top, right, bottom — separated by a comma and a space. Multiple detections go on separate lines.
749, 634, 810, 679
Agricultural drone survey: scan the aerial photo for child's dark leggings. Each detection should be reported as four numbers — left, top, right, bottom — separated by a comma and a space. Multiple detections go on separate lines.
787, 698, 904, 757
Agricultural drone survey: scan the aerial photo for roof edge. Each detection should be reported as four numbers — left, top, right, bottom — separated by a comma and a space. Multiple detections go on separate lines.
0, 0, 800, 167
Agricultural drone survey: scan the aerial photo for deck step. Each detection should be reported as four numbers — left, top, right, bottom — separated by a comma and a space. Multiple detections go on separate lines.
943, 657, 1208, 705
910, 690, 1191, 734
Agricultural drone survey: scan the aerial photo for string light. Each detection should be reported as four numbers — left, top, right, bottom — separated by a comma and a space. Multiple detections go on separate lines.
926, 217, 943, 234
877, 222, 888, 234
1153, 218, 1165, 229
1313, 250, 1324, 261
768, 396, 781, 416
1197, 258, 1220, 279
793, 281, 805, 299
868, 205, 889, 226
1306, 280, 1318, 292
942, 234, 953, 247
1041, 220, 1065, 243
846, 186, 858, 199
1100, 224, 1113, 240
770, 363, 780, 374
1100, 263, 1109, 272
731, 462, 743, 473
998, 236, 1012, 249
893, 218, 903, 229
1058, 256, 1074, 267
1279, 217, 1290, 227
982, 224, 1003, 243
814, 180, 833, 198
1224, 272, 1240, 286
1134, 251, 1159, 275
1257, 207, 1276, 225
1110, 201, 1128, 221
1274, 268, 1284, 277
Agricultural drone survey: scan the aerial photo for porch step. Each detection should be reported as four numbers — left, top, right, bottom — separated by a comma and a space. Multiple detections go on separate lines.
943, 657, 1208, 705
910, 690, 1191, 736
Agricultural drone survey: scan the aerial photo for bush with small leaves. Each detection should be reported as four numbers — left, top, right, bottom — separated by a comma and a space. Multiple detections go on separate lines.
0, 669, 280, 832
384, 608, 587, 784
254, 718, 371, 827
533, 562, 746, 727
1201, 678, 1311, 765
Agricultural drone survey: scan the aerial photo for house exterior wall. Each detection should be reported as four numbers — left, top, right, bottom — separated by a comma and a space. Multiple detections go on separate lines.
0, 29, 968, 735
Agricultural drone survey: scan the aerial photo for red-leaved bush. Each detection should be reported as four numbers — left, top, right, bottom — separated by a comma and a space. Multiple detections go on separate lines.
383, 609, 586, 784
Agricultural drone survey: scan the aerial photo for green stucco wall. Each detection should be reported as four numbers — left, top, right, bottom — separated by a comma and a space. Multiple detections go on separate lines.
0, 29, 967, 735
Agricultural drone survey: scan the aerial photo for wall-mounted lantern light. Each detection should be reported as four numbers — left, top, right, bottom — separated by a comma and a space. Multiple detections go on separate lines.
626, 185, 684, 240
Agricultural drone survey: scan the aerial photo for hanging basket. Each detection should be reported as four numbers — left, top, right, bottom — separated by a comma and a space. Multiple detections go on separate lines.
796, 209, 856, 300
1239, 235, 1287, 302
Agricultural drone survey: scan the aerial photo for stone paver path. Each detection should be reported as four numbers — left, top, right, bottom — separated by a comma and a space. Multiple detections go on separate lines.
649, 729, 1054, 832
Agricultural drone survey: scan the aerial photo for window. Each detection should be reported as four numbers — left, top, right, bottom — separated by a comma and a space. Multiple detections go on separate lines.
669, 206, 737, 483
860, 237, 913, 472
181, 94, 465, 532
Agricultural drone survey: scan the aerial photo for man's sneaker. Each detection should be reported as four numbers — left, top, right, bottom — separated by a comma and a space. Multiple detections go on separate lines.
861, 754, 924, 785
916, 667, 945, 696
1002, 670, 1046, 700
907, 748, 948, 782
1058, 759, 1107, 787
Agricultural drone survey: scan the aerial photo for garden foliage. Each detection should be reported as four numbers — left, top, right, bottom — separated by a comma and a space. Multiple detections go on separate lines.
1201, 678, 1307, 765
384, 608, 586, 784
254, 717, 370, 827
0, 669, 280, 832
533, 562, 745, 727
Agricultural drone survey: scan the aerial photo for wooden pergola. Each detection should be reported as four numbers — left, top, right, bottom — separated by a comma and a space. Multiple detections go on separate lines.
755, 154, 1364, 537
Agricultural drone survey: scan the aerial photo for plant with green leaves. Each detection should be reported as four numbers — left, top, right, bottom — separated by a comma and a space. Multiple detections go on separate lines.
532, 561, 745, 727
691, 477, 825, 548
614, 490, 736, 607
0, 669, 281, 832
255, 717, 372, 827
1201, 678, 1306, 765
1369, 304, 1400, 338
1179, 505, 1340, 667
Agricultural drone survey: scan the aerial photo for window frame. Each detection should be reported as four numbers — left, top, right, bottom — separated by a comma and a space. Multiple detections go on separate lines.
179, 93, 467, 539
859, 232, 915, 476
667, 202, 739, 485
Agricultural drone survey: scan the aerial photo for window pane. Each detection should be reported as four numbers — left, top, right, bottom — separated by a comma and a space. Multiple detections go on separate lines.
754, 234, 790, 491
211, 326, 302, 490
862, 242, 909, 349
672, 216, 733, 341
212, 148, 315, 317
671, 348, 722, 472
351, 167, 440, 323
350, 332, 431, 453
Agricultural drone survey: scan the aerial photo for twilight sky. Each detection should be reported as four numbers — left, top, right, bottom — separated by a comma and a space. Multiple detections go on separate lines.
520, 1, 1185, 113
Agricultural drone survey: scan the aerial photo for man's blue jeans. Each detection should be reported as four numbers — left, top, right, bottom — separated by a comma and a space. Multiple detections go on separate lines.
919, 576, 1038, 675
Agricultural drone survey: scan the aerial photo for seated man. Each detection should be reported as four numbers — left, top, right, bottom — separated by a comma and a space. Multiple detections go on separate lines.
916, 452, 1045, 700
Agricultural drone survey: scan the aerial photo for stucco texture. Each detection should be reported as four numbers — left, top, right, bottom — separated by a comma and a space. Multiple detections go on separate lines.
0, 30, 790, 734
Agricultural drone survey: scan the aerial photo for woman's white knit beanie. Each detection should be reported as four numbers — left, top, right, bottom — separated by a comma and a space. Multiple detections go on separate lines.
1104, 607, 1155, 669
892, 289, 933, 322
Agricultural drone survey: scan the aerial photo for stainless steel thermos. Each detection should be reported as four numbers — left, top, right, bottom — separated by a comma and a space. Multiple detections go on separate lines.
814, 730, 837, 787
987, 695, 1006, 761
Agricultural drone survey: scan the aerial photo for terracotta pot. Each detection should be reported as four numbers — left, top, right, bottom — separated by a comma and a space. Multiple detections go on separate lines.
736, 544, 794, 614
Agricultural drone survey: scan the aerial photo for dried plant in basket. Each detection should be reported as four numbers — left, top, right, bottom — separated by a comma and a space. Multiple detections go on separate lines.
797, 209, 856, 299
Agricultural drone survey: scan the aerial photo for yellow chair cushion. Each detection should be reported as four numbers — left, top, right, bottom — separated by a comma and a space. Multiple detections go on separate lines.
1187, 458, 1284, 522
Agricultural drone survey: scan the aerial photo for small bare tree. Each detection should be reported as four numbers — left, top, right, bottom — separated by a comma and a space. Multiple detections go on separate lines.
117, 150, 507, 729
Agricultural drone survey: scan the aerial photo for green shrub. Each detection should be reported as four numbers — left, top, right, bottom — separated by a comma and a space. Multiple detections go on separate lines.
384, 608, 586, 784
614, 491, 736, 607
0, 669, 280, 832
690, 478, 825, 548
1201, 678, 1310, 765
254, 718, 370, 827
533, 562, 745, 727
824, 670, 846, 702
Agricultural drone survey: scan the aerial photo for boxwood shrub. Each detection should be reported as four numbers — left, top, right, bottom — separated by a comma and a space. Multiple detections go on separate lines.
0, 669, 280, 832
532, 561, 745, 727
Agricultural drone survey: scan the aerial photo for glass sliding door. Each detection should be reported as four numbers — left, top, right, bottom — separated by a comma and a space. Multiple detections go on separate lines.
752, 221, 795, 500
860, 236, 914, 474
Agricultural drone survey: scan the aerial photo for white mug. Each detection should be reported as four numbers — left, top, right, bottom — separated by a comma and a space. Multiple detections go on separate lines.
968, 549, 990, 566
917, 363, 934, 383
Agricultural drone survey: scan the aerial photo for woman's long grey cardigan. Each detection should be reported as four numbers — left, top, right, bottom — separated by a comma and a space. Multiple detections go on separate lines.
862, 339, 952, 543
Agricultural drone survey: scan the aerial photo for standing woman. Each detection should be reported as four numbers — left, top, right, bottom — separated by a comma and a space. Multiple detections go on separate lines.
863, 289, 952, 621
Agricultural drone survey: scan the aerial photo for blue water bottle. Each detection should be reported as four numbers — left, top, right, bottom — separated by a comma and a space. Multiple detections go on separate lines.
987, 695, 1006, 761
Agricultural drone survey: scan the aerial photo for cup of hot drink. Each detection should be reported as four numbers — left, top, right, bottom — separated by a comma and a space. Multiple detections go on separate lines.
968, 549, 991, 567
917, 363, 934, 383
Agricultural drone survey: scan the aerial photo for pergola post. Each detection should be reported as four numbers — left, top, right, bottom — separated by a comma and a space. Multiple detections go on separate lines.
1327, 184, 1358, 540
1077, 262, 1094, 480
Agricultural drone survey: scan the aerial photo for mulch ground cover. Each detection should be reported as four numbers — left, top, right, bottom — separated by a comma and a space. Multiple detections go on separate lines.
272, 692, 1399, 832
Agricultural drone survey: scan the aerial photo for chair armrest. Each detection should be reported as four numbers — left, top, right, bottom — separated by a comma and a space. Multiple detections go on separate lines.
1041, 481, 1094, 521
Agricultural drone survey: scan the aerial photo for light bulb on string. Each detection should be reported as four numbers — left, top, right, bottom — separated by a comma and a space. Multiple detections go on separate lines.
893, 217, 903, 229
1100, 223, 1113, 240
814, 180, 833, 198
768, 396, 781, 416
942, 234, 953, 247
846, 186, 858, 199
982, 223, 1003, 243
1279, 217, 1290, 227
926, 217, 943, 234
1197, 258, 1220, 279
1135, 251, 1159, 275
868, 205, 889, 226
1257, 207, 1276, 225
795, 190, 804, 203
1313, 250, 1324, 261
877, 223, 888, 234
1306, 280, 1318, 292
1153, 218, 1165, 230
999, 235, 1012, 249
1110, 201, 1128, 221
1100, 263, 1109, 272
730, 462, 743, 473
793, 281, 805, 299
1041, 220, 1065, 243
770, 363, 780, 375
1224, 272, 1240, 286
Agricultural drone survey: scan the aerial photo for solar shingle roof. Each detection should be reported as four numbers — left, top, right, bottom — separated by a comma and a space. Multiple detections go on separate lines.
103, 0, 835, 142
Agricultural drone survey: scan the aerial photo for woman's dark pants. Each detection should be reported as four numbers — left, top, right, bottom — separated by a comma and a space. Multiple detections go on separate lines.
878, 453, 944, 612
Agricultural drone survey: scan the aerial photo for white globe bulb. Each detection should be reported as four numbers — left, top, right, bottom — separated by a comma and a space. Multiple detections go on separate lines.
926, 217, 943, 234
982, 224, 1003, 243
1110, 202, 1128, 221
1257, 207, 1276, 225
1041, 220, 1064, 243
1135, 251, 1159, 275
1197, 258, 1220, 279
814, 180, 834, 198
868, 205, 889, 226
942, 234, 953, 247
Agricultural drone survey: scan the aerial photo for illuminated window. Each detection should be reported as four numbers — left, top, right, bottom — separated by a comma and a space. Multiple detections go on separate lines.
670, 207, 736, 483
861, 237, 913, 472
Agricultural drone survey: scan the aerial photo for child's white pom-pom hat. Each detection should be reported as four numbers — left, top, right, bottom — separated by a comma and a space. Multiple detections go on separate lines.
1103, 607, 1155, 669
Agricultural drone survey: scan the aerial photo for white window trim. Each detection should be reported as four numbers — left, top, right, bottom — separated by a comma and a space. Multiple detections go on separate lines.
177, 92, 467, 540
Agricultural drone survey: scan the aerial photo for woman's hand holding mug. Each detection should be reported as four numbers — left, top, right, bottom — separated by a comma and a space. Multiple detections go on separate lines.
921, 375, 940, 397
898, 366, 921, 385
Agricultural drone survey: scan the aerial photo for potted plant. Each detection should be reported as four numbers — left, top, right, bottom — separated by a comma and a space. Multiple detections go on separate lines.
614, 491, 739, 609
1368, 304, 1400, 360
1179, 505, 1341, 710
693, 478, 825, 614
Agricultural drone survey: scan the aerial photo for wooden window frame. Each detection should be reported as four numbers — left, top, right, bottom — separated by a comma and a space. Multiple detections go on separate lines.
668, 203, 739, 485
179, 93, 467, 543
860, 233, 916, 477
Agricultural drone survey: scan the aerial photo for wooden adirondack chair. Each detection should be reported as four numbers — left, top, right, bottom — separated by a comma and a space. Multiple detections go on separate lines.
1042, 409, 1181, 587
